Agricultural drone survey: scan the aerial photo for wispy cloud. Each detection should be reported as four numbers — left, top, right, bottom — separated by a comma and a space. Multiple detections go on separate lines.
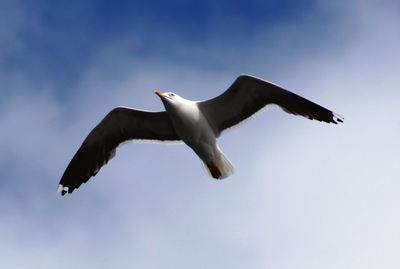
0, 0, 399, 268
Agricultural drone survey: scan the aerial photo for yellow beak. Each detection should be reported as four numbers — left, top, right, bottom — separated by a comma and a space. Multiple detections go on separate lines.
155, 90, 164, 97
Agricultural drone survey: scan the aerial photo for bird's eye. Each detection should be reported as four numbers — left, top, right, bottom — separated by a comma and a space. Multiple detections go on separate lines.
168, 93, 175, 97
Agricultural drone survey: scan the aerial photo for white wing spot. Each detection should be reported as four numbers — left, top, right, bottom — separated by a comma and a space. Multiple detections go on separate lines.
57, 184, 69, 194
333, 112, 344, 123
57, 184, 63, 193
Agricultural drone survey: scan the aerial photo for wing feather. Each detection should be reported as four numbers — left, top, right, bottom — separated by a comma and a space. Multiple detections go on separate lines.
58, 107, 179, 195
198, 75, 343, 136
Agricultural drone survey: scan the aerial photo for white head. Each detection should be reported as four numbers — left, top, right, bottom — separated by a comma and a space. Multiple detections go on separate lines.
155, 90, 180, 100
155, 90, 189, 109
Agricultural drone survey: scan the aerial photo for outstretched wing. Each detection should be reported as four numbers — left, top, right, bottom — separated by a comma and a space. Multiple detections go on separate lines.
58, 107, 179, 195
198, 75, 343, 136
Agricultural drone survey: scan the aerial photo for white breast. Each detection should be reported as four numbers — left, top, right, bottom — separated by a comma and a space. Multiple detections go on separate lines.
169, 101, 215, 147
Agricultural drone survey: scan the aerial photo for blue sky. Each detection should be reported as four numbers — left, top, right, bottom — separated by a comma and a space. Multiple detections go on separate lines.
1, 0, 400, 268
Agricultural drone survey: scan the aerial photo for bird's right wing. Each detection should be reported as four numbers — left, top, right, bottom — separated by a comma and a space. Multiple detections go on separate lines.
58, 107, 179, 195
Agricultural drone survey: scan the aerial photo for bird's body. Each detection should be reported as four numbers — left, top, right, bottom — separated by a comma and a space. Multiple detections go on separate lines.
158, 93, 232, 178
58, 75, 343, 196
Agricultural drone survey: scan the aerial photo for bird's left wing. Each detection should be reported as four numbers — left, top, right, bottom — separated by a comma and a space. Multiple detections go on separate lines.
198, 75, 343, 136
58, 107, 179, 195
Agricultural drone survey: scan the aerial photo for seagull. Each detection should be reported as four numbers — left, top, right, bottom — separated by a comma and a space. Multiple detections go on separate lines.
57, 75, 343, 196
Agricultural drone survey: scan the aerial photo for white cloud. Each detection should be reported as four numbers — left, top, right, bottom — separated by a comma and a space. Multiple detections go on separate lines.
0, 0, 399, 268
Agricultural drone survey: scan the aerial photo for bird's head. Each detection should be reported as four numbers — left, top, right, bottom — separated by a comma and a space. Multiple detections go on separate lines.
155, 90, 186, 108
155, 90, 178, 100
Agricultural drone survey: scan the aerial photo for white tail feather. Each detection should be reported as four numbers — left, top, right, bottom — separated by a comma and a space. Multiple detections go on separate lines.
204, 149, 234, 179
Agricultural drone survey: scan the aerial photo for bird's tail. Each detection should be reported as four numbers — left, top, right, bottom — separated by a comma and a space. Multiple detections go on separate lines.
205, 149, 234, 179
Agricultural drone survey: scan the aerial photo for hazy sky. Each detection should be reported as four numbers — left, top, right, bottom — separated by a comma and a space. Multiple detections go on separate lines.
1, 0, 400, 268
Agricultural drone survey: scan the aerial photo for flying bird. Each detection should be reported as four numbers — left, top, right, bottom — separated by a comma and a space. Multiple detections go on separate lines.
58, 75, 343, 195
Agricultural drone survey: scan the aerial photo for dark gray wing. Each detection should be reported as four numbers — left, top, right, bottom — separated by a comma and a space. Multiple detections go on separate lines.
58, 107, 179, 195
198, 75, 343, 136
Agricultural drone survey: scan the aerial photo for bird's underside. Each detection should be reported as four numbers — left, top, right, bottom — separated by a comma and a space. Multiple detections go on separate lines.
58, 74, 343, 196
